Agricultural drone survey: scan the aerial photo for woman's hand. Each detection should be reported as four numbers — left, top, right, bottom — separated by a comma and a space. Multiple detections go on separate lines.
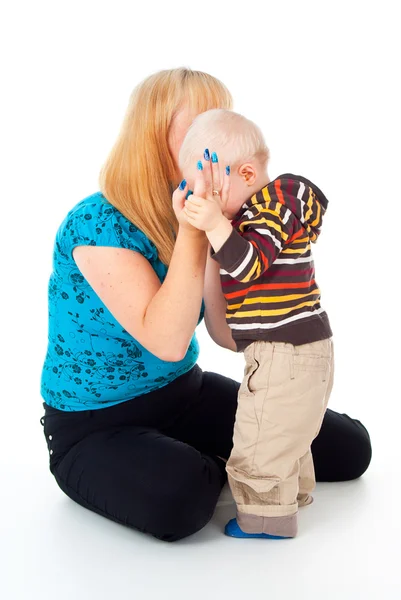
172, 179, 193, 230
184, 151, 230, 232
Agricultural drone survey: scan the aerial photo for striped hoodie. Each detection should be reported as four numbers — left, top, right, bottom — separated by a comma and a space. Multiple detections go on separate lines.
212, 174, 332, 352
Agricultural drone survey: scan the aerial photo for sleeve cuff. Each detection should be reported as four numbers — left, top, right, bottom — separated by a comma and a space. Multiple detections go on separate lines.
211, 228, 250, 273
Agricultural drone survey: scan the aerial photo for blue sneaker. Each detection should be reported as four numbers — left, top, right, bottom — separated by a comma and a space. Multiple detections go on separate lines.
224, 518, 288, 539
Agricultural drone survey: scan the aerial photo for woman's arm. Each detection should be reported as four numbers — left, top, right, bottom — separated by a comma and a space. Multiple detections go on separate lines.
73, 182, 208, 363
204, 252, 237, 351
73, 228, 207, 363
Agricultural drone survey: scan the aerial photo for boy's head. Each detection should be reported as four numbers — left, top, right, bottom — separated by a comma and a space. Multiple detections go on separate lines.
179, 109, 270, 218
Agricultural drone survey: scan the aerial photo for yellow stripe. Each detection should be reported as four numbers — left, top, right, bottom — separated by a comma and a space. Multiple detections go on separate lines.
227, 290, 320, 311
258, 207, 285, 220
244, 205, 288, 229
278, 202, 289, 218
262, 187, 271, 204
226, 300, 320, 318
281, 244, 310, 254
241, 256, 259, 283
304, 223, 317, 242
239, 218, 288, 241
258, 207, 279, 215
311, 199, 321, 227
292, 236, 309, 244
305, 190, 314, 222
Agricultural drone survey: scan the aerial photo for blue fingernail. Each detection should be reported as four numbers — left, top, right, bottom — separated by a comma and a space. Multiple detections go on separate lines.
204, 148, 210, 161
179, 179, 187, 190
226, 165, 230, 176
197, 160, 203, 171
186, 190, 193, 199
212, 152, 218, 163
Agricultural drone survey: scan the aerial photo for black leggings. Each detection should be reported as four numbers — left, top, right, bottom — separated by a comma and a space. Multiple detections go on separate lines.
41, 365, 372, 542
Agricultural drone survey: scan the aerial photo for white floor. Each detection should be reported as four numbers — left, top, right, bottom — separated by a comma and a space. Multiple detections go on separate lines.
2, 294, 399, 600
2, 312, 400, 600
2, 452, 401, 600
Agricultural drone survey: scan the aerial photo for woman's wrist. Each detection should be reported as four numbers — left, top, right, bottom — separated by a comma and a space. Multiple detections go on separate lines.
178, 224, 207, 243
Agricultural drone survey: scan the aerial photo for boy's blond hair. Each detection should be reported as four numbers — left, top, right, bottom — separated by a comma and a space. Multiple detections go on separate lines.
179, 109, 269, 173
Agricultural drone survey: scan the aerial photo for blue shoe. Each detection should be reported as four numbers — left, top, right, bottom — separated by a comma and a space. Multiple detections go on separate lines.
224, 518, 288, 539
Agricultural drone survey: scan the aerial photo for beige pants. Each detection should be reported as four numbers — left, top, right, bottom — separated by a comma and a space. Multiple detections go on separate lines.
226, 339, 334, 537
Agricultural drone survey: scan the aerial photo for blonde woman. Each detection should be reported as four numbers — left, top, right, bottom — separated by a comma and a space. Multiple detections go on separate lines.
40, 68, 371, 542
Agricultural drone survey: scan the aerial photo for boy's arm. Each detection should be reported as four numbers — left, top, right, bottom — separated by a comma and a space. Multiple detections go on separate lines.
207, 206, 292, 283
204, 250, 237, 351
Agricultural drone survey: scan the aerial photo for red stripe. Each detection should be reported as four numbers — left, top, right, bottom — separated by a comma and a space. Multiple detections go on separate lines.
269, 267, 314, 278
287, 227, 304, 244
274, 179, 285, 206
286, 178, 297, 214
224, 279, 316, 299
248, 230, 276, 259
221, 267, 314, 287
278, 178, 296, 214
221, 279, 241, 288
250, 240, 269, 270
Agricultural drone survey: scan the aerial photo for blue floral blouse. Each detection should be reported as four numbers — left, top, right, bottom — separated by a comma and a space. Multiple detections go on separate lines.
41, 192, 202, 411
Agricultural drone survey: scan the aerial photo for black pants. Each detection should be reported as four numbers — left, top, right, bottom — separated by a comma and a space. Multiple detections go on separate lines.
41, 365, 372, 542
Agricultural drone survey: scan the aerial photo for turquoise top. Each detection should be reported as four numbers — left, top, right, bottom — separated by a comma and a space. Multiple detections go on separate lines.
41, 192, 202, 411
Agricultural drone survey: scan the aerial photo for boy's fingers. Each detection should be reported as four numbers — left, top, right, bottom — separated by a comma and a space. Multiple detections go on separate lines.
184, 201, 200, 215
186, 213, 198, 227
186, 195, 203, 208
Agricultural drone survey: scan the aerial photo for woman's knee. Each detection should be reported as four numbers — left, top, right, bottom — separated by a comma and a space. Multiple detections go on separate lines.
50, 429, 225, 542
313, 410, 372, 482
347, 418, 372, 479
144, 452, 224, 542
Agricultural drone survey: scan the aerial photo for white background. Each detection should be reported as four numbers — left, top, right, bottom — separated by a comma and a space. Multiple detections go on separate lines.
1, 1, 400, 599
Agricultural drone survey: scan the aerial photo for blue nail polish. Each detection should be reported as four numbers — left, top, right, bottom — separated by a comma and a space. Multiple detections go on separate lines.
186, 190, 193, 199
226, 165, 231, 176
204, 148, 210, 161
197, 160, 203, 171
211, 152, 218, 163
179, 179, 187, 190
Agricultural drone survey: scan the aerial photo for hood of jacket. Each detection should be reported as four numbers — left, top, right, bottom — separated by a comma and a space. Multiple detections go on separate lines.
242, 173, 329, 242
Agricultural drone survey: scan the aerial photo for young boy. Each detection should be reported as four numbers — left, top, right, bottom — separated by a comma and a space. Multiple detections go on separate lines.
179, 109, 333, 539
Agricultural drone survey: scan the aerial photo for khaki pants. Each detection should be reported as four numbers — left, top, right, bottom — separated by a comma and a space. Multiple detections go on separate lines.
226, 339, 334, 537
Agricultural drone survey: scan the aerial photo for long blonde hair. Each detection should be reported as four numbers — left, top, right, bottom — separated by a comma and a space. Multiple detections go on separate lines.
100, 68, 233, 265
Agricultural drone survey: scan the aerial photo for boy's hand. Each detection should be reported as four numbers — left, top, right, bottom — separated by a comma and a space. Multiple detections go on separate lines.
184, 195, 225, 232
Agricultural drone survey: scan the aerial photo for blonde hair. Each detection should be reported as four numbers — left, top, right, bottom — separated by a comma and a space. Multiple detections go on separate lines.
179, 108, 269, 174
100, 68, 232, 265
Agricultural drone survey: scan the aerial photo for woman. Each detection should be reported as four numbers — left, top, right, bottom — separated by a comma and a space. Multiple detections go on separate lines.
40, 68, 371, 542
